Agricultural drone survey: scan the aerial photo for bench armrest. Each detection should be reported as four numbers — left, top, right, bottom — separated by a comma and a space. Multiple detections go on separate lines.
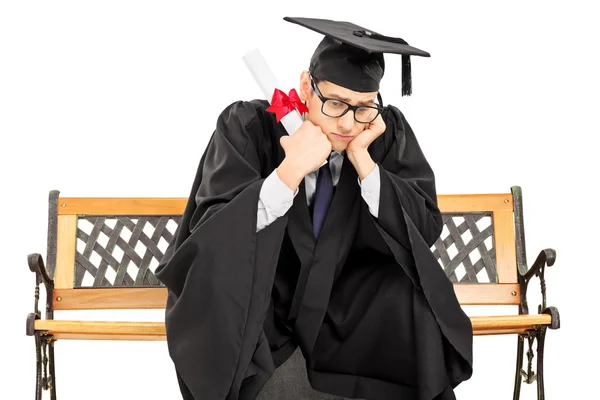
29, 253, 53, 286
26, 253, 55, 336
518, 248, 560, 329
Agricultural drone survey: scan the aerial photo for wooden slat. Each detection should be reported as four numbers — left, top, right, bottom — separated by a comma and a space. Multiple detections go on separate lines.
53, 284, 520, 311
53, 288, 167, 310
471, 314, 551, 330
54, 329, 530, 338
473, 328, 530, 336
56, 193, 512, 216
34, 314, 552, 341
54, 215, 77, 289
493, 210, 518, 284
49, 333, 166, 341
437, 193, 512, 213
454, 284, 520, 305
35, 320, 166, 337
57, 198, 187, 215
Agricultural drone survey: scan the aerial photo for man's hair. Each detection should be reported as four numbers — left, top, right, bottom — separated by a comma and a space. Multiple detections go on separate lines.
308, 72, 324, 96
310, 73, 324, 84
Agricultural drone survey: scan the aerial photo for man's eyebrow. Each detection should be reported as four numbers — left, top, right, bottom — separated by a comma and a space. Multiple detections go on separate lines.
326, 92, 377, 106
357, 99, 377, 106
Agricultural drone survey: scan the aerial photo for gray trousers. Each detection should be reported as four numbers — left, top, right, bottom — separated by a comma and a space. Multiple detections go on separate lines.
256, 349, 364, 400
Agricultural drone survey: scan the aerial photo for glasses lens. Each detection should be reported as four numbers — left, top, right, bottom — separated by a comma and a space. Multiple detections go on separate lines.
354, 107, 379, 123
322, 99, 348, 117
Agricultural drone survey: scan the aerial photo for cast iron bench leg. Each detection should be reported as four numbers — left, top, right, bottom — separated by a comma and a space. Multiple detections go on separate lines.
513, 327, 547, 400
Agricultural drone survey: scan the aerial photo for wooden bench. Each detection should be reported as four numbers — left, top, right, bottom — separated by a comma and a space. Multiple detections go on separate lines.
26, 186, 560, 400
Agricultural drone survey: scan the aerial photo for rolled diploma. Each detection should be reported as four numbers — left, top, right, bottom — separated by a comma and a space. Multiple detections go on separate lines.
242, 48, 304, 135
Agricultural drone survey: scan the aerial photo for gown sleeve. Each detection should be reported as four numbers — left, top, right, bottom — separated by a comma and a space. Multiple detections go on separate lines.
368, 105, 474, 387
155, 100, 289, 400
373, 105, 444, 249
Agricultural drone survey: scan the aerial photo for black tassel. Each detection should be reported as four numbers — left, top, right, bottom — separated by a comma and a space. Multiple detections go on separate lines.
402, 55, 412, 96
352, 30, 414, 95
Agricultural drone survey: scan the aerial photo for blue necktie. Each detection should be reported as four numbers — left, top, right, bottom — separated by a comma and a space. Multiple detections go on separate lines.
312, 162, 334, 238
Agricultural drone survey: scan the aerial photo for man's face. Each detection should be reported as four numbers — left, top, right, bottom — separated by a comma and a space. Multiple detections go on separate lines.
299, 72, 379, 152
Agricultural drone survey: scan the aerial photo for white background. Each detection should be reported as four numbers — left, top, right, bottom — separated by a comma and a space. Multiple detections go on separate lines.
1, 1, 598, 399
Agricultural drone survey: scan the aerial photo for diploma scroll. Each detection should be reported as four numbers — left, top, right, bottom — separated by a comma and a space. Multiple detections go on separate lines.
242, 48, 305, 135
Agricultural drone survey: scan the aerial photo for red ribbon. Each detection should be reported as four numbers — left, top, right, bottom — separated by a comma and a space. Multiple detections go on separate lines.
266, 88, 309, 122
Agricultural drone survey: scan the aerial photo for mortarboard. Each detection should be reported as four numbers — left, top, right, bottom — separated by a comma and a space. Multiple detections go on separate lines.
284, 17, 430, 96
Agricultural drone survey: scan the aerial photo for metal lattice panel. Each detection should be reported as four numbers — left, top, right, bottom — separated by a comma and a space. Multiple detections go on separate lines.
74, 216, 180, 287
431, 213, 497, 283
73, 212, 497, 287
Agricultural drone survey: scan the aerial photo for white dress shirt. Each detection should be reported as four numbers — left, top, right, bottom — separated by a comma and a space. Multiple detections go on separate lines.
257, 151, 381, 232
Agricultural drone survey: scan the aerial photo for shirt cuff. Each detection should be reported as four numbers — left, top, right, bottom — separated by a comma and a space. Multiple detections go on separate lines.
358, 164, 381, 218
257, 169, 298, 231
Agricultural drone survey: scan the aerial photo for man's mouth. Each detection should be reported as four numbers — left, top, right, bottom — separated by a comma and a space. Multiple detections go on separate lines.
331, 133, 354, 141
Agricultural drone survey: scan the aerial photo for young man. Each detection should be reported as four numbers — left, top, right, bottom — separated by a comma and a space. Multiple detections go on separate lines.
156, 17, 473, 400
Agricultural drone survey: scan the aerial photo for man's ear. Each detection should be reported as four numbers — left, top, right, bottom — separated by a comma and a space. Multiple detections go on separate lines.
299, 71, 311, 102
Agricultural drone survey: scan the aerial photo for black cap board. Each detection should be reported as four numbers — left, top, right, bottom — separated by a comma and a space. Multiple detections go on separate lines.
284, 17, 430, 95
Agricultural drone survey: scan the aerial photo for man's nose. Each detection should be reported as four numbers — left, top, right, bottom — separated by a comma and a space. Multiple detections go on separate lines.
337, 110, 355, 132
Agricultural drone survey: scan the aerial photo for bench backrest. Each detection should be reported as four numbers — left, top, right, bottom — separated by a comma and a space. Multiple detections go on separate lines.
45, 187, 527, 311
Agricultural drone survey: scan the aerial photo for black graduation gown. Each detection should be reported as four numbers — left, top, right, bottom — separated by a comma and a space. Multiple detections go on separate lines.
155, 99, 473, 400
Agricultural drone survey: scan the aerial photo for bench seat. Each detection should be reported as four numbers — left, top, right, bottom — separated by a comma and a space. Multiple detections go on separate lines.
34, 314, 554, 341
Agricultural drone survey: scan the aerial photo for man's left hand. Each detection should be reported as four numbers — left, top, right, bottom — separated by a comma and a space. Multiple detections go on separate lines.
347, 114, 386, 154
347, 115, 386, 180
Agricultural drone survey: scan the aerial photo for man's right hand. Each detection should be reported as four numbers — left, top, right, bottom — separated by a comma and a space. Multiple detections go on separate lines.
277, 121, 332, 192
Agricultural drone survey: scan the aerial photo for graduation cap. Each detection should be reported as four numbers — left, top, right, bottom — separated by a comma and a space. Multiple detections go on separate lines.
284, 17, 430, 96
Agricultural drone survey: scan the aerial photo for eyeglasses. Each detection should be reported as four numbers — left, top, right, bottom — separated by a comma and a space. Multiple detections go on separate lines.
310, 75, 383, 124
